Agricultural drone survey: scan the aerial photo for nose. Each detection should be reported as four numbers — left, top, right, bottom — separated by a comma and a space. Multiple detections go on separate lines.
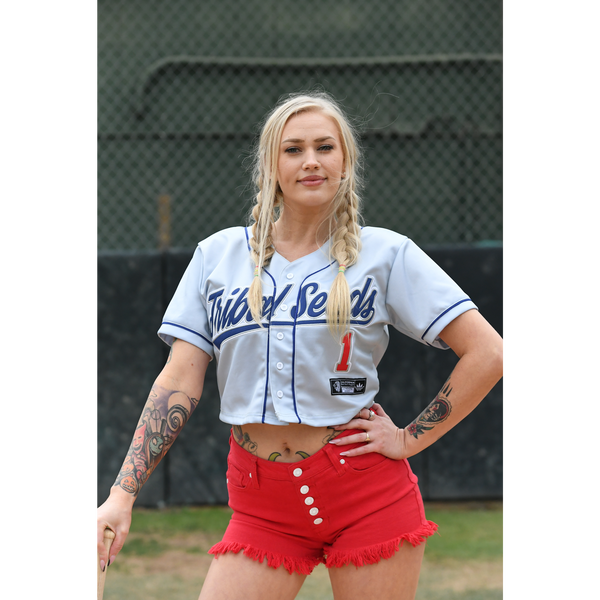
302, 149, 320, 170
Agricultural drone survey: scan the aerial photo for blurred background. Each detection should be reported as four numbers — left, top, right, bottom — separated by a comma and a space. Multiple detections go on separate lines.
98, 0, 502, 252
98, 0, 502, 509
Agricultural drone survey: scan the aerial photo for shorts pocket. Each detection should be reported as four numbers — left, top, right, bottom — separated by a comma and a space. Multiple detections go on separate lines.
344, 450, 389, 473
226, 460, 250, 490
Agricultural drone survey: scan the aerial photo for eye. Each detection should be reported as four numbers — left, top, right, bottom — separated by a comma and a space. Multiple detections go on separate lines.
284, 146, 301, 154
318, 144, 334, 151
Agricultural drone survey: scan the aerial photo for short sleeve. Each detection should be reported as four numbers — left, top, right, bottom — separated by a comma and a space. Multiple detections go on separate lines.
386, 239, 478, 349
157, 246, 214, 359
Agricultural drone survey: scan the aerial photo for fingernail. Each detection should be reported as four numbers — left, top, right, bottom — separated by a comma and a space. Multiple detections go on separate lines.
339, 451, 348, 456
100, 560, 106, 572
329, 440, 339, 444
109, 555, 116, 567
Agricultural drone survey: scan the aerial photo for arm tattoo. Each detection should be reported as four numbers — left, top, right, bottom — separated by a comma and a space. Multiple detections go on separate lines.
113, 384, 199, 496
406, 377, 453, 439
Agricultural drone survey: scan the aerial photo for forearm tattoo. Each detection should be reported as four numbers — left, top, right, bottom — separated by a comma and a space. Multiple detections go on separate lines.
407, 376, 453, 439
113, 384, 199, 496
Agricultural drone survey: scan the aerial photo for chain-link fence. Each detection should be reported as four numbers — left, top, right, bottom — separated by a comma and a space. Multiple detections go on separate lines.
98, 0, 502, 252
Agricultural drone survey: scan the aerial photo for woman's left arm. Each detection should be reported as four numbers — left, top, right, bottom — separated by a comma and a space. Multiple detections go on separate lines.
331, 309, 503, 459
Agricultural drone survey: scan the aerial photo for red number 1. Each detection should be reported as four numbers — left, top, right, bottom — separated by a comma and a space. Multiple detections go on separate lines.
335, 331, 353, 372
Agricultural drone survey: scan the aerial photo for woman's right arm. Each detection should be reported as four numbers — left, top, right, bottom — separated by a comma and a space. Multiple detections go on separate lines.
97, 339, 211, 570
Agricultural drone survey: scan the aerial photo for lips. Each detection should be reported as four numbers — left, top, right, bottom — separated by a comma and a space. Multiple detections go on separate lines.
299, 176, 326, 186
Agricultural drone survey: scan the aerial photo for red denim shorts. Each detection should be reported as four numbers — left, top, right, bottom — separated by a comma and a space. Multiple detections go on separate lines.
209, 430, 438, 574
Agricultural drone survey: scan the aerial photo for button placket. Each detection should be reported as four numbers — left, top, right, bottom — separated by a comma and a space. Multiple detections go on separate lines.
293, 470, 324, 527
269, 322, 293, 419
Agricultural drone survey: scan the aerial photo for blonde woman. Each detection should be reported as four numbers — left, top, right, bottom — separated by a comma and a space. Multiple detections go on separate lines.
97, 92, 503, 600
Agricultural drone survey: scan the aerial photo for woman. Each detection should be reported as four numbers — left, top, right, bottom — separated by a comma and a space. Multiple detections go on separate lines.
97, 92, 503, 600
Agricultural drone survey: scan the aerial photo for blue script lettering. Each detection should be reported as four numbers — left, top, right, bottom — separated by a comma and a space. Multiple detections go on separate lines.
208, 284, 294, 337
350, 278, 377, 322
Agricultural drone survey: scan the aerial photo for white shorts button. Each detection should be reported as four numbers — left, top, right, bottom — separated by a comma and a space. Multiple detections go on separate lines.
293, 468, 303, 477
309, 507, 319, 516
304, 497, 314, 505
314, 518, 323, 525
277, 332, 284, 340
300, 485, 309, 494
276, 362, 283, 370
277, 390, 283, 398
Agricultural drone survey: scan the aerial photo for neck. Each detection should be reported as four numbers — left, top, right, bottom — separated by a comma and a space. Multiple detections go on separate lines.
274, 212, 332, 246
272, 211, 334, 262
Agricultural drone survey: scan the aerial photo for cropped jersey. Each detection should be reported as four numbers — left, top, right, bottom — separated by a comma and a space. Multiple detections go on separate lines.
157, 226, 477, 427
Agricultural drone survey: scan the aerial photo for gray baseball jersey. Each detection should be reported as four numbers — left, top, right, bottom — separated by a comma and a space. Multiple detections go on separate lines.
158, 226, 477, 427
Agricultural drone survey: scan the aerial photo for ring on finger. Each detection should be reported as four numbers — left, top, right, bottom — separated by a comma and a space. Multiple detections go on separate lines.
365, 432, 371, 443
367, 409, 376, 421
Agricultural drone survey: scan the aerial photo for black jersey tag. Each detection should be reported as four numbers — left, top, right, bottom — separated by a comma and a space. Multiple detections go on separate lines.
329, 378, 367, 395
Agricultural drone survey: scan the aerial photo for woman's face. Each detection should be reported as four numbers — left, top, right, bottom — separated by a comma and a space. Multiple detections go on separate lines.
277, 110, 345, 216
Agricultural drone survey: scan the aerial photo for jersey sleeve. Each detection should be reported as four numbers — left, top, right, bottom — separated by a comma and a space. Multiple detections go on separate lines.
157, 245, 214, 359
385, 239, 478, 349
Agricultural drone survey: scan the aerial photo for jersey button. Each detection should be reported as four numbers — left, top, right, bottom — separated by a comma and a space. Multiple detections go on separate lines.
276, 362, 284, 370
309, 507, 319, 516
277, 390, 283, 398
300, 485, 309, 494
304, 497, 314, 505
280, 304, 288, 311
286, 273, 294, 279
293, 468, 303, 477
277, 332, 284, 340
314, 518, 323, 525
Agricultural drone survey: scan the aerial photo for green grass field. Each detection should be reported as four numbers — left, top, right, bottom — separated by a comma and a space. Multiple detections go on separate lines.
104, 501, 502, 600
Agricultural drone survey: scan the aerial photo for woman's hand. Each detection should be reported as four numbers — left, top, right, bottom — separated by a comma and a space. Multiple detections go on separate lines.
328, 403, 409, 460
97, 488, 135, 571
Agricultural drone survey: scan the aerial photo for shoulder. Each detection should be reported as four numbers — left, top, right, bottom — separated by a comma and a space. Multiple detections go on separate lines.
359, 226, 410, 254
193, 227, 250, 271
198, 226, 248, 249
197, 226, 250, 255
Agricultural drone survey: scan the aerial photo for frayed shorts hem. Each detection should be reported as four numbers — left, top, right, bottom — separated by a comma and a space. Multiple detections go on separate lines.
209, 520, 438, 575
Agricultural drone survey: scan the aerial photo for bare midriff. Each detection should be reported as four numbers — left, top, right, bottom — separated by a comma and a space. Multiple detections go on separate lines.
232, 423, 343, 463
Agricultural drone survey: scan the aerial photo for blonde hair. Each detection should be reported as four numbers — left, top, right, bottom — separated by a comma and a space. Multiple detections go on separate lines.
248, 91, 363, 338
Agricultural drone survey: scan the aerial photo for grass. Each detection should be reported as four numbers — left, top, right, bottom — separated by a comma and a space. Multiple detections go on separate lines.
104, 501, 502, 600
423, 502, 503, 561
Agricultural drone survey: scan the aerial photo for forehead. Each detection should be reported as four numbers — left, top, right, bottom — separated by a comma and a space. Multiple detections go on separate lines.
281, 110, 340, 139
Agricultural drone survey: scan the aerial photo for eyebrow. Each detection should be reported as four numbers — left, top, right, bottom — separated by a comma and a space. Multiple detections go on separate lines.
281, 136, 335, 144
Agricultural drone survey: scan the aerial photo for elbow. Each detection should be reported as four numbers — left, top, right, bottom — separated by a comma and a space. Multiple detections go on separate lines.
488, 338, 504, 383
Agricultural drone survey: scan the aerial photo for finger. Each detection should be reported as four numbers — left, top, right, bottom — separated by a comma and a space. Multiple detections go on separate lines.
352, 408, 367, 420
97, 527, 116, 571
329, 431, 370, 446
372, 403, 388, 418
94, 521, 108, 556
333, 418, 366, 431
107, 538, 123, 567
339, 444, 378, 458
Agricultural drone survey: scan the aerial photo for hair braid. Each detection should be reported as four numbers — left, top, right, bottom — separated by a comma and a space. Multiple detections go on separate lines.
248, 192, 277, 325
327, 189, 362, 338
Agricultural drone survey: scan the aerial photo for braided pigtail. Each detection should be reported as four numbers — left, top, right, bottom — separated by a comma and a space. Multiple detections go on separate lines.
327, 188, 362, 338
248, 191, 277, 326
